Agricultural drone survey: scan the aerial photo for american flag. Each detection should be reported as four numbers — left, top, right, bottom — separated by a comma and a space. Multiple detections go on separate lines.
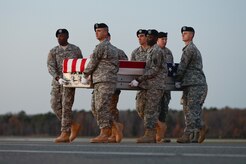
167, 63, 179, 77
63, 58, 178, 77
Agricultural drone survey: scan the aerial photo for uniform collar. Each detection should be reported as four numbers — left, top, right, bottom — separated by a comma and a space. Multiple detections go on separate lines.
147, 44, 158, 53
183, 41, 193, 51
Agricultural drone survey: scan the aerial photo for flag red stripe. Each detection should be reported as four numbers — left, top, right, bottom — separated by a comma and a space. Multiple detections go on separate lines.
63, 59, 69, 73
119, 60, 145, 68
71, 58, 78, 72
80, 58, 87, 72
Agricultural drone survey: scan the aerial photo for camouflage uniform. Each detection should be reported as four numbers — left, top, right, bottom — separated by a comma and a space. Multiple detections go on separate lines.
159, 47, 173, 122
130, 46, 148, 122
130, 46, 148, 61
136, 44, 167, 129
110, 48, 128, 121
175, 41, 208, 135
91, 48, 128, 122
84, 39, 119, 129
47, 43, 82, 132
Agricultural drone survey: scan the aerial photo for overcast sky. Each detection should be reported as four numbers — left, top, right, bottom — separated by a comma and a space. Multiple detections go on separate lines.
0, 0, 245, 114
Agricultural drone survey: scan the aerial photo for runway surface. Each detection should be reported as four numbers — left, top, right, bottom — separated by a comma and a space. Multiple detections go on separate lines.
0, 137, 246, 164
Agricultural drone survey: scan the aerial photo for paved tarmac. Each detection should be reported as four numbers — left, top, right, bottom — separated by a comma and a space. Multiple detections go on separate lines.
0, 137, 246, 164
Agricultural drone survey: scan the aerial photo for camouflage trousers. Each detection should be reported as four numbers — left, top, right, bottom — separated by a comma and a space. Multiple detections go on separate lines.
181, 85, 208, 134
91, 89, 121, 122
91, 82, 116, 129
158, 91, 171, 122
50, 80, 75, 132
136, 89, 164, 129
109, 90, 121, 122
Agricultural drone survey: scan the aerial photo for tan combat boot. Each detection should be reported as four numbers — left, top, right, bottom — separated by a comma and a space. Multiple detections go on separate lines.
113, 121, 123, 143
108, 125, 116, 143
108, 122, 124, 143
176, 133, 191, 143
156, 121, 167, 143
90, 128, 111, 143
198, 125, 209, 143
136, 129, 156, 143
69, 122, 81, 142
55, 131, 70, 143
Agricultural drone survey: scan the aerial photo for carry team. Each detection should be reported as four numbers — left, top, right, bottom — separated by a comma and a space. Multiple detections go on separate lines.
47, 23, 208, 144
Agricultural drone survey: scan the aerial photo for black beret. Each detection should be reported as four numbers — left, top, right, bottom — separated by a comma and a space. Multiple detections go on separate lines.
56, 29, 69, 37
147, 29, 159, 37
181, 26, 195, 33
136, 29, 147, 36
94, 23, 108, 31
158, 32, 168, 38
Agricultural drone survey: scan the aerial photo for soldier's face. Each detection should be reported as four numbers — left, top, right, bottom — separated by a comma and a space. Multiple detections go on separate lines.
138, 34, 147, 45
157, 37, 167, 48
96, 28, 107, 41
182, 32, 194, 42
147, 35, 157, 46
57, 33, 68, 46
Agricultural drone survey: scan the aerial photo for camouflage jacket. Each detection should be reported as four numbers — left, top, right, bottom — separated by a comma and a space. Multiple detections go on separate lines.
84, 39, 119, 84
47, 43, 82, 80
137, 44, 167, 89
162, 47, 173, 63
111, 44, 128, 60
176, 41, 207, 86
117, 48, 128, 60
130, 46, 149, 62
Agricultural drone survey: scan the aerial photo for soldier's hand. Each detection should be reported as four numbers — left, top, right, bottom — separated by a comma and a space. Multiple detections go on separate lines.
87, 75, 91, 81
58, 78, 68, 85
175, 82, 181, 89
81, 77, 89, 85
129, 79, 139, 87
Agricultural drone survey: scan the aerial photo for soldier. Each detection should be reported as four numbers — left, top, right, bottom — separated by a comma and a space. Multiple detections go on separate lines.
130, 29, 149, 61
129, 29, 148, 140
83, 23, 119, 143
175, 26, 208, 143
129, 29, 167, 143
156, 32, 174, 142
47, 29, 82, 143
107, 33, 128, 143
130, 29, 148, 120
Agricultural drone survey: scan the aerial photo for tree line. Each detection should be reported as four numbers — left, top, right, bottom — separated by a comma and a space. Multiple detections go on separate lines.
0, 107, 245, 139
